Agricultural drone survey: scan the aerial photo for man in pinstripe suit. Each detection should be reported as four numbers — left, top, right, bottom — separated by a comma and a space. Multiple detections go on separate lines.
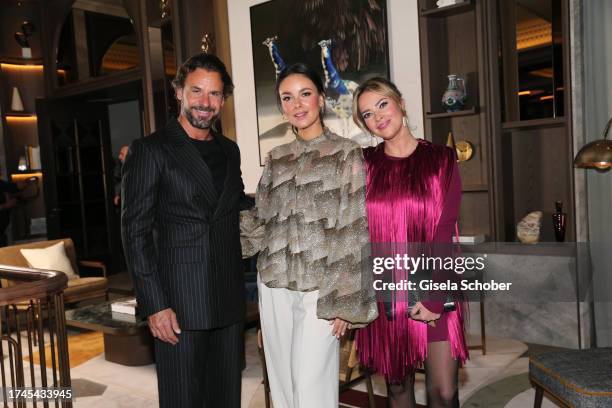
121, 54, 249, 407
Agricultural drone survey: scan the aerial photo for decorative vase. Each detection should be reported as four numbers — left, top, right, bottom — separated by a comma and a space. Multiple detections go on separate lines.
18, 156, 28, 171
552, 201, 567, 242
442, 74, 466, 112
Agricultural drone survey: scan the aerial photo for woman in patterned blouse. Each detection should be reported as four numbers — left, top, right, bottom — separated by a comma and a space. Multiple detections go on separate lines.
241, 63, 377, 407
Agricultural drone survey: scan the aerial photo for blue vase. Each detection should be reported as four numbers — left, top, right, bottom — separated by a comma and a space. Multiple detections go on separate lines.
442, 74, 466, 112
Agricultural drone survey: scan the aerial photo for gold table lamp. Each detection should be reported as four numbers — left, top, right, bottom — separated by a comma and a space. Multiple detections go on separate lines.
574, 117, 612, 171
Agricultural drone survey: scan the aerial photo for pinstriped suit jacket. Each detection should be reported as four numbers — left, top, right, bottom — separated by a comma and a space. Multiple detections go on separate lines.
121, 119, 249, 330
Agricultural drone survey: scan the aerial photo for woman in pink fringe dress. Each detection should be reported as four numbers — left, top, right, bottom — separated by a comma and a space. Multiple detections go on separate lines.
352, 77, 468, 408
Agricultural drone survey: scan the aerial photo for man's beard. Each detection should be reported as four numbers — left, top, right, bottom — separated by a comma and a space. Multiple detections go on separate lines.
183, 105, 219, 129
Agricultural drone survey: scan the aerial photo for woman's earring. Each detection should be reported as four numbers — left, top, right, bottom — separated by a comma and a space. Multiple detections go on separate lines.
402, 116, 409, 127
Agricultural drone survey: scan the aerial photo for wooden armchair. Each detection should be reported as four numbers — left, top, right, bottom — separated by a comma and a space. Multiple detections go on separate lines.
339, 329, 376, 408
0, 238, 108, 304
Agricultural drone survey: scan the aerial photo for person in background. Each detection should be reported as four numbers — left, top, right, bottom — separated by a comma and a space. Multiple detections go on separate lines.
352, 77, 468, 408
113, 145, 129, 207
241, 62, 378, 408
0, 175, 19, 247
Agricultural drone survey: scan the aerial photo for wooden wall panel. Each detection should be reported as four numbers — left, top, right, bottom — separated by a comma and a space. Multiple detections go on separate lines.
432, 115, 486, 187
419, 0, 493, 239
458, 191, 490, 236
175, 0, 236, 140
506, 123, 574, 241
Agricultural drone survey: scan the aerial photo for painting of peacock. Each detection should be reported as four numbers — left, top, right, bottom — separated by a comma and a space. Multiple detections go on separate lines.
262, 36, 286, 80
319, 39, 358, 116
251, 0, 387, 162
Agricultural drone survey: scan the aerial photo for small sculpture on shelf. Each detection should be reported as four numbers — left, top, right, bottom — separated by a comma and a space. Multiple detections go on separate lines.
442, 74, 466, 112
14, 21, 35, 59
11, 87, 24, 112
17, 156, 27, 172
517, 211, 542, 244
201, 33, 215, 54
552, 201, 566, 242
159, 0, 171, 20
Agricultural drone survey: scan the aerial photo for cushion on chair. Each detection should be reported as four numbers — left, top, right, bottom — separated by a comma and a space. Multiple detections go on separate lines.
66, 277, 107, 289
64, 277, 108, 304
19, 241, 77, 279
1, 238, 107, 305
529, 348, 612, 408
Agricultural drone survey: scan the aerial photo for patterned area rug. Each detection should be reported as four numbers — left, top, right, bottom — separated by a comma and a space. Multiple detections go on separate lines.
30, 331, 104, 368
341, 374, 533, 408
463, 373, 532, 407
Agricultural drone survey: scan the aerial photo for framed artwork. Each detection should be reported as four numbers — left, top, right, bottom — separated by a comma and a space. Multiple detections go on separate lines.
249, 0, 389, 165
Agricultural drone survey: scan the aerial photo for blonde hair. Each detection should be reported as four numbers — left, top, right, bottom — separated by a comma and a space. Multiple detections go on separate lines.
352, 77, 407, 131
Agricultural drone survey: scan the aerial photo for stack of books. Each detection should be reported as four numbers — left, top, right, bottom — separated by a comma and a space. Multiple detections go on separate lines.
23, 145, 41, 170
452, 234, 485, 244
111, 298, 138, 323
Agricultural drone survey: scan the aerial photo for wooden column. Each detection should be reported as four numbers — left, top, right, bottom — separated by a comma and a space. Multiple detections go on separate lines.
176, 0, 237, 141
72, 9, 90, 81
212, 0, 236, 141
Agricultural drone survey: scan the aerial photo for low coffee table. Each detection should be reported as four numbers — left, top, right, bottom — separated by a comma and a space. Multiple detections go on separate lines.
65, 301, 154, 366
66, 300, 259, 366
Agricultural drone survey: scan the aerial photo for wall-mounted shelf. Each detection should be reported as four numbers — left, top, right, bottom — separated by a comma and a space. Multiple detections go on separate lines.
418, 0, 495, 240
5, 115, 38, 124
462, 184, 489, 192
425, 107, 478, 119
0, 62, 44, 72
420, 1, 473, 17
12, 169, 42, 174
11, 172, 43, 182
0, 57, 44, 65
5, 112, 36, 118
501, 117, 565, 130
0, 63, 65, 78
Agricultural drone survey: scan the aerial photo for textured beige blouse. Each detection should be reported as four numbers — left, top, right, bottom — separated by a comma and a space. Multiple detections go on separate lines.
241, 129, 378, 326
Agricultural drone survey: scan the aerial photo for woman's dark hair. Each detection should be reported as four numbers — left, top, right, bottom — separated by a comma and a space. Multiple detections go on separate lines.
172, 53, 234, 97
275, 63, 326, 134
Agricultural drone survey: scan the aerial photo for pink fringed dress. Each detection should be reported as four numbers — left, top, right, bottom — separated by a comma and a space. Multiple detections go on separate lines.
356, 139, 469, 384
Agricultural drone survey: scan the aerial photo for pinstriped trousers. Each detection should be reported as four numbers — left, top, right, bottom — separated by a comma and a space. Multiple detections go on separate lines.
258, 276, 340, 408
154, 321, 243, 408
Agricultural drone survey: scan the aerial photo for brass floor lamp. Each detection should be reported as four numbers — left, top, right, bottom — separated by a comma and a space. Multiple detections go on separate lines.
574, 116, 612, 347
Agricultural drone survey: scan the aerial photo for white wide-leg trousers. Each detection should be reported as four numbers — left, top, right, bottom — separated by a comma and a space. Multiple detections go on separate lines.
258, 277, 339, 408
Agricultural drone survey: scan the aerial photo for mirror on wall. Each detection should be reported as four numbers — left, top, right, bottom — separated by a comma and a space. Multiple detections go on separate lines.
499, 0, 564, 122
56, 0, 140, 86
